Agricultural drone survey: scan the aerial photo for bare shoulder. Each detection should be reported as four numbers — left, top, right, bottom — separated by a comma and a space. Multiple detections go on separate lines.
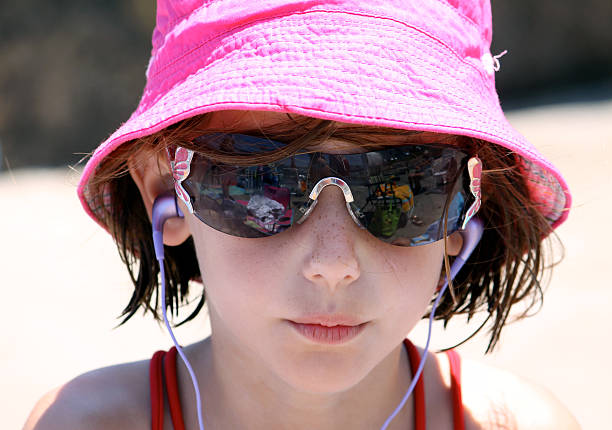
23, 358, 151, 430
459, 358, 582, 430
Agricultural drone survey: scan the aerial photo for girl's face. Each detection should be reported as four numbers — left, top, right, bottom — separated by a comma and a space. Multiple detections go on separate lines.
182, 110, 461, 394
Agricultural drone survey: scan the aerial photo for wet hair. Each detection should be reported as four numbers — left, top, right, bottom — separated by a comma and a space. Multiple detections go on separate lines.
87, 112, 560, 352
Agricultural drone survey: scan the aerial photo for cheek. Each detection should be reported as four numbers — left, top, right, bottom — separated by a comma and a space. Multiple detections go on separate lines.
384, 242, 445, 291
375, 242, 445, 328
187, 217, 290, 324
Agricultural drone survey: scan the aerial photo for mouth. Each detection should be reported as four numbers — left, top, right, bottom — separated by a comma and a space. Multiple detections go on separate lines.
290, 314, 366, 327
287, 317, 369, 344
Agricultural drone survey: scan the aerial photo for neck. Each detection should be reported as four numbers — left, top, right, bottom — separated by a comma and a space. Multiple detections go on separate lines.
192, 331, 415, 430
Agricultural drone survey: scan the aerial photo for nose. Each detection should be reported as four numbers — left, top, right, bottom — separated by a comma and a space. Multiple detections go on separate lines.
299, 185, 362, 293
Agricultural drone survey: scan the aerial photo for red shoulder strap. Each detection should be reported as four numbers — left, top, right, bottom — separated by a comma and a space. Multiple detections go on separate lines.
150, 350, 165, 430
165, 347, 187, 430
445, 349, 465, 430
150, 348, 187, 430
403, 339, 426, 430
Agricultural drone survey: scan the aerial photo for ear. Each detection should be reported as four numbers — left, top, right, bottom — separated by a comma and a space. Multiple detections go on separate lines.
436, 231, 464, 290
128, 148, 191, 246
446, 231, 463, 257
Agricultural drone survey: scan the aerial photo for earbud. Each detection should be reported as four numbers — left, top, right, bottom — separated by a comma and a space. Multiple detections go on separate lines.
447, 217, 484, 282
152, 191, 184, 261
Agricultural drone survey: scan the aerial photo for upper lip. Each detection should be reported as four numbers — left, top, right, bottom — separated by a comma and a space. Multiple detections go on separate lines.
289, 315, 367, 327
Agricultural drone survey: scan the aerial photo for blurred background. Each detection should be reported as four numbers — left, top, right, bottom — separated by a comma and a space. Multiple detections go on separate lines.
2, 1, 611, 428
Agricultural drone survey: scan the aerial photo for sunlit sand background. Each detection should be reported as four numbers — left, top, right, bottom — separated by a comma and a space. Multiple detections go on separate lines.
3, 100, 611, 429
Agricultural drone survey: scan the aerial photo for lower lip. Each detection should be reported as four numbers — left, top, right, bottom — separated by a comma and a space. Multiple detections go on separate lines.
288, 321, 368, 344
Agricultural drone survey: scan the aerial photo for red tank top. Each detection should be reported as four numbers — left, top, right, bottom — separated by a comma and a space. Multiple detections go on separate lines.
149, 339, 465, 430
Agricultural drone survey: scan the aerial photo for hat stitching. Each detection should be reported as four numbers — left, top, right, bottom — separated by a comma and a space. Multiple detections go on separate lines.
133, 77, 507, 146
133, 97, 498, 151
152, 3, 483, 73
156, 1, 483, 42
142, 62, 497, 127
152, 17, 485, 87
145, 20, 492, 108
148, 9, 488, 82
142, 64, 491, 126
179, 77, 490, 124
162, 44, 486, 99
149, 27, 468, 88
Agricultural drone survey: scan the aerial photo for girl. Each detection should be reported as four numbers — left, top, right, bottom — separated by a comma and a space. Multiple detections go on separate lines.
26, 0, 580, 429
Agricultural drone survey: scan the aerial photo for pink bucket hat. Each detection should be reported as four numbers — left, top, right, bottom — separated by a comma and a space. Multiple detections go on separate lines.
78, 0, 570, 229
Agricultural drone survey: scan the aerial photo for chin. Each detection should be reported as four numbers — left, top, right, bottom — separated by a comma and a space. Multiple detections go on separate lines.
274, 349, 374, 394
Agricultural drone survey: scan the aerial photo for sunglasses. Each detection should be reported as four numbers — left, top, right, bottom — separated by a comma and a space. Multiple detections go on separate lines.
168, 134, 482, 246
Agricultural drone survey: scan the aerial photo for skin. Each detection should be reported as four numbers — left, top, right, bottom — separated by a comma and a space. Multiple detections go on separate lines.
24, 111, 582, 430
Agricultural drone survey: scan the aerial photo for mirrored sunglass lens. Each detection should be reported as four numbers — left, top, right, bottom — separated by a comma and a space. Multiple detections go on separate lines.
345, 146, 469, 245
182, 137, 470, 243
183, 153, 311, 237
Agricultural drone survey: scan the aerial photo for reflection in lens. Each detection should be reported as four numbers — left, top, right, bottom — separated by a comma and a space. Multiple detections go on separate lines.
183, 138, 472, 244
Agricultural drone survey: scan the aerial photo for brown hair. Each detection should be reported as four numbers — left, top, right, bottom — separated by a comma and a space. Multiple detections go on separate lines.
87, 112, 560, 351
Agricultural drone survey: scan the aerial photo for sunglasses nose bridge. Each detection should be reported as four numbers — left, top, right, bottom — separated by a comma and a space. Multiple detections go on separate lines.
308, 177, 354, 203
297, 177, 364, 229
